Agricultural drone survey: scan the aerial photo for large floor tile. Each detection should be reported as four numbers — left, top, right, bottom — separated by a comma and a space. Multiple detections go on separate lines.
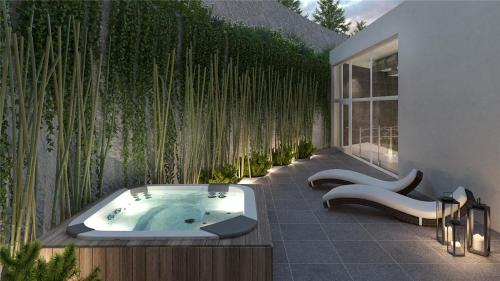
363, 223, 420, 241
274, 199, 310, 210
267, 209, 278, 224
274, 263, 293, 281
351, 206, 401, 224
273, 241, 288, 263
271, 189, 304, 200
413, 225, 437, 241
333, 241, 394, 264
290, 264, 352, 281
270, 223, 282, 241
346, 264, 412, 281
490, 229, 500, 240
270, 177, 296, 184
306, 199, 327, 211
428, 240, 500, 264
313, 208, 357, 223
323, 223, 373, 241
451, 263, 500, 280
379, 240, 447, 263
300, 188, 328, 200
268, 183, 300, 190
280, 224, 328, 240
284, 240, 340, 263
275, 209, 318, 224
264, 150, 500, 280
401, 264, 470, 281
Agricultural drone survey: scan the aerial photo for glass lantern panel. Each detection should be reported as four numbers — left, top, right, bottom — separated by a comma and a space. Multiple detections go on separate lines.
447, 220, 466, 256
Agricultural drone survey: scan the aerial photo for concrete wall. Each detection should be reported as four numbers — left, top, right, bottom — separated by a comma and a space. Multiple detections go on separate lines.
205, 0, 347, 53
330, 1, 500, 230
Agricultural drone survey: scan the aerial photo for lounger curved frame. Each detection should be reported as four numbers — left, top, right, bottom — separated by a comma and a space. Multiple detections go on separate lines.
309, 170, 423, 195
323, 189, 474, 226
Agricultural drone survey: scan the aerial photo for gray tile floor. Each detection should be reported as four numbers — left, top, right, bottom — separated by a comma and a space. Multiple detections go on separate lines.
254, 149, 500, 281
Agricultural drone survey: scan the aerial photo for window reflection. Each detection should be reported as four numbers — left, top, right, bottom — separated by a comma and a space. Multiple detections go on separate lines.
373, 53, 398, 97
372, 100, 398, 173
334, 50, 399, 174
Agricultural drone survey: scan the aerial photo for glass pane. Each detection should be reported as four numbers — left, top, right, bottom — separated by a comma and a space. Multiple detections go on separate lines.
351, 58, 370, 98
373, 53, 398, 97
352, 101, 370, 161
372, 100, 398, 172
342, 104, 349, 148
333, 65, 341, 100
333, 102, 342, 147
342, 63, 350, 98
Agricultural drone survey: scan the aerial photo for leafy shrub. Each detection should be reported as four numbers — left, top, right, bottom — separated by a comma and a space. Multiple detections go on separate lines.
272, 146, 296, 166
297, 141, 315, 159
243, 152, 272, 177
0, 242, 101, 281
208, 164, 240, 184
198, 170, 210, 184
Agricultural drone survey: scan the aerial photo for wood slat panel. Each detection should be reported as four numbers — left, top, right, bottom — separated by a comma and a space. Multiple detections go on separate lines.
92, 248, 107, 279
132, 247, 146, 281
120, 247, 134, 281
186, 247, 200, 281
40, 246, 271, 281
199, 247, 213, 281
79, 248, 93, 278
212, 247, 226, 281
239, 247, 253, 281
172, 247, 187, 281
227, 247, 240, 281
252, 247, 266, 281
159, 247, 173, 280
39, 248, 52, 262
52, 247, 65, 256
145, 247, 160, 281
265, 247, 273, 281
105, 248, 121, 281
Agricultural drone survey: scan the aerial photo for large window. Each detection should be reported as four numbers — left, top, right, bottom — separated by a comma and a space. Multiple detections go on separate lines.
334, 39, 399, 174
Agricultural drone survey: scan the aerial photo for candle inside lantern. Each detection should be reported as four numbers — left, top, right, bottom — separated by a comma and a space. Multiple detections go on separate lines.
472, 234, 485, 251
445, 226, 454, 243
451, 240, 462, 249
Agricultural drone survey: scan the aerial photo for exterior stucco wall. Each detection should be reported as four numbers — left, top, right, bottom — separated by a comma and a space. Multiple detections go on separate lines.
330, 1, 500, 230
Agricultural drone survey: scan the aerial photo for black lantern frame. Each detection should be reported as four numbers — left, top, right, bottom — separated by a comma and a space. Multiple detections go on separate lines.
447, 219, 466, 257
436, 193, 460, 245
467, 199, 491, 256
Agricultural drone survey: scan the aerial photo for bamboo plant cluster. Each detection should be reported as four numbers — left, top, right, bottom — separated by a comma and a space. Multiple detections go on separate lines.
174, 50, 319, 183
0, 22, 55, 254
0, 7, 324, 254
49, 18, 103, 226
0, 15, 105, 252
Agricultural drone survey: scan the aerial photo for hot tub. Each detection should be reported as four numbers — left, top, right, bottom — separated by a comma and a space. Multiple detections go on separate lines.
66, 184, 257, 240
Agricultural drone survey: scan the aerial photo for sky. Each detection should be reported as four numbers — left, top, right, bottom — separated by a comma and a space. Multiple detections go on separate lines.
301, 0, 404, 32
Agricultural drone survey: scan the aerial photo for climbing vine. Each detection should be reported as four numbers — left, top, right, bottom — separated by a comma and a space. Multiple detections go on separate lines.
1, 0, 332, 253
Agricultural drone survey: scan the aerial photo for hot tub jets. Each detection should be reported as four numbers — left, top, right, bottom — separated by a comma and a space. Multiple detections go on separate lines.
66, 184, 258, 239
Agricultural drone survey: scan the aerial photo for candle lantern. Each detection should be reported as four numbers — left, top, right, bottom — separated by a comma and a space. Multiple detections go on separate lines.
436, 193, 460, 244
467, 198, 490, 256
447, 219, 466, 256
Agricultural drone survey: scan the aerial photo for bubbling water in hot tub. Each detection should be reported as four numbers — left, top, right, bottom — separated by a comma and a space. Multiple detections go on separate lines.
84, 188, 245, 232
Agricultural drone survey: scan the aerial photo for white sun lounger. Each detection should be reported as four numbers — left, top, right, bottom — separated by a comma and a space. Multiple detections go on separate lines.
308, 168, 423, 195
322, 185, 474, 226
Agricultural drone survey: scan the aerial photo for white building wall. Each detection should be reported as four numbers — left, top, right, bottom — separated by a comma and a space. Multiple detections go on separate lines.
330, 1, 500, 230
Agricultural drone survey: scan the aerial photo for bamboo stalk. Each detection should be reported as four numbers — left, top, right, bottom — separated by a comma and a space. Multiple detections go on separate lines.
152, 49, 175, 184
6, 23, 55, 254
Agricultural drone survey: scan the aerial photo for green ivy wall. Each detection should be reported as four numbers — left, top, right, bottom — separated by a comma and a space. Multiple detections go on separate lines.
1, 0, 331, 245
